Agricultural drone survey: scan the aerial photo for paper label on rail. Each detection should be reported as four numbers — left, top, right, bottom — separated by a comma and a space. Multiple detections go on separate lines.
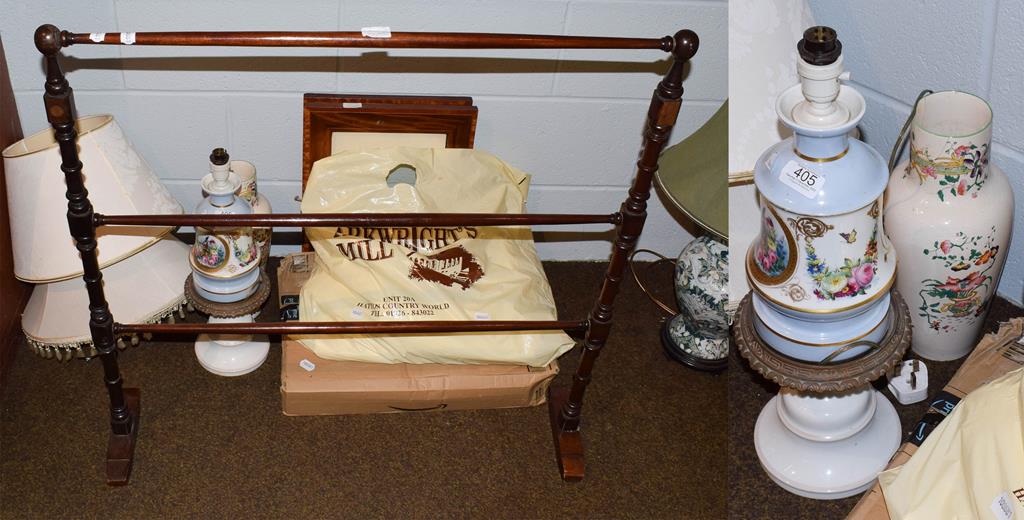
778, 160, 824, 199
361, 26, 392, 38
120, 32, 136, 45
89, 33, 105, 43
341, 102, 363, 109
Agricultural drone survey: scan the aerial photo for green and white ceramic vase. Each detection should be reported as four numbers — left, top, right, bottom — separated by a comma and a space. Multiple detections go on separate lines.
662, 235, 729, 371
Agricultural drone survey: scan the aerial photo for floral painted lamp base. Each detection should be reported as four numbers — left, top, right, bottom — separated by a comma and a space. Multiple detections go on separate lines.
661, 236, 730, 372
734, 290, 912, 500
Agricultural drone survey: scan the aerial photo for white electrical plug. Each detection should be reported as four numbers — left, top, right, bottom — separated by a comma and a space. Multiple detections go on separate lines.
887, 359, 928, 405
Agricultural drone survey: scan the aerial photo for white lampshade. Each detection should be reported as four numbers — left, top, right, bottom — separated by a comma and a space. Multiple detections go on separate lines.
22, 237, 192, 359
728, 0, 814, 177
2, 115, 182, 282
728, 0, 814, 312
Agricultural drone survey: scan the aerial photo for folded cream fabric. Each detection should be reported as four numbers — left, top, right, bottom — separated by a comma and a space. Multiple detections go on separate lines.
879, 367, 1024, 519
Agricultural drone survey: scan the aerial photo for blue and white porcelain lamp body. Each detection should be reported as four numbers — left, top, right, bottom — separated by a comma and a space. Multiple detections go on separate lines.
190, 152, 261, 303
748, 82, 896, 362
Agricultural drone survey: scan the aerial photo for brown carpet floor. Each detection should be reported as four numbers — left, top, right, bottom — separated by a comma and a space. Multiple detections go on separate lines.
728, 296, 1024, 519
1, 260, 728, 519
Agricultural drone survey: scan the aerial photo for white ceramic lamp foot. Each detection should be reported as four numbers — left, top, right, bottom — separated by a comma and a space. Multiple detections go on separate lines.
194, 314, 269, 377
754, 385, 900, 500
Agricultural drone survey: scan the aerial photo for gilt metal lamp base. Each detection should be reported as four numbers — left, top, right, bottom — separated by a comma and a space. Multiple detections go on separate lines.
733, 290, 912, 499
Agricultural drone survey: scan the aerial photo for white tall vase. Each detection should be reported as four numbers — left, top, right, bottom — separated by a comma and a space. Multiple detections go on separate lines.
231, 159, 273, 266
886, 91, 1013, 361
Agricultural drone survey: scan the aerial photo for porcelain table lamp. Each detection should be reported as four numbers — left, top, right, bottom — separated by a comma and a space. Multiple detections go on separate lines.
737, 27, 911, 500
2, 115, 189, 360
653, 101, 729, 371
189, 148, 268, 377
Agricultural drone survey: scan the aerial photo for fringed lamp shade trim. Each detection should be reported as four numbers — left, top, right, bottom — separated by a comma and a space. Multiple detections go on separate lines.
25, 297, 189, 361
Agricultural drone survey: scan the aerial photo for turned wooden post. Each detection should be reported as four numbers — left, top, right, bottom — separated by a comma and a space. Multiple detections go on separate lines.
35, 24, 140, 485
549, 29, 697, 481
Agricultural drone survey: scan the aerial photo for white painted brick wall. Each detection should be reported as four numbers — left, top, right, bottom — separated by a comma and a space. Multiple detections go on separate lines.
2, 0, 726, 261
810, 0, 1024, 305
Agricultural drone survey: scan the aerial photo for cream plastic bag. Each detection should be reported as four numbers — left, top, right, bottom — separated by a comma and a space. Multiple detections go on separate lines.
298, 148, 575, 367
878, 367, 1024, 520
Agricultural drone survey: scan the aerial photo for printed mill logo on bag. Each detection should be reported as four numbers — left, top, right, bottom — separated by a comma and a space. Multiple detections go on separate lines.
332, 225, 485, 290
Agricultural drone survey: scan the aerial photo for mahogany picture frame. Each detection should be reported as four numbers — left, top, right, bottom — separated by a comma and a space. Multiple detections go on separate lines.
300, 93, 478, 250
301, 93, 478, 190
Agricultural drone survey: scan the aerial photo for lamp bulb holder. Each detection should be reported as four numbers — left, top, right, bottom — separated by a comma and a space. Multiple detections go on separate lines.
792, 26, 851, 129
202, 147, 241, 197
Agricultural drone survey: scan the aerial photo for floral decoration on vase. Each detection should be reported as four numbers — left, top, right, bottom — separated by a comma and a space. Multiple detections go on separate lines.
793, 214, 877, 301
748, 205, 797, 285
909, 136, 989, 201
755, 215, 788, 276
230, 230, 259, 268
917, 226, 999, 332
193, 235, 227, 271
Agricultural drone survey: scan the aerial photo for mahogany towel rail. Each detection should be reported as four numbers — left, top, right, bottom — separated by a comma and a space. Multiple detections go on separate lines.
33, 23, 697, 485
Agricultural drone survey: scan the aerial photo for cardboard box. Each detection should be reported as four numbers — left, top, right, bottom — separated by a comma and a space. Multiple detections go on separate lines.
277, 252, 314, 322
277, 252, 558, 415
281, 339, 557, 415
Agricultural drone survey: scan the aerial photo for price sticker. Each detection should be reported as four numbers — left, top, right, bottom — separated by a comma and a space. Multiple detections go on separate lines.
299, 359, 316, 372
361, 26, 392, 38
779, 160, 823, 199
991, 492, 1015, 520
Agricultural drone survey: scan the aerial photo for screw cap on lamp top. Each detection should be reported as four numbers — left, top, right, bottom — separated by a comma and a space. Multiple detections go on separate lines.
210, 147, 229, 165
798, 26, 842, 66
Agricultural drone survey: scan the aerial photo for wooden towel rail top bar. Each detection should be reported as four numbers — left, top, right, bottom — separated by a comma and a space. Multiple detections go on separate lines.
61, 30, 673, 51
33, 23, 698, 485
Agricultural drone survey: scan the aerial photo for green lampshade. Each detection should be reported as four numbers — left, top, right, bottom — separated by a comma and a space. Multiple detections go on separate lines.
654, 100, 727, 241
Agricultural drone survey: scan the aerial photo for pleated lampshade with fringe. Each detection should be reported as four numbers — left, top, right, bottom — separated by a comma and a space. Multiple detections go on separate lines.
21, 237, 192, 360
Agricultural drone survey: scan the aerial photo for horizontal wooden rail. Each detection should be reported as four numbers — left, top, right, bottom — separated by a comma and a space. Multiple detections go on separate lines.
114, 320, 589, 336
63, 31, 673, 52
95, 212, 621, 228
